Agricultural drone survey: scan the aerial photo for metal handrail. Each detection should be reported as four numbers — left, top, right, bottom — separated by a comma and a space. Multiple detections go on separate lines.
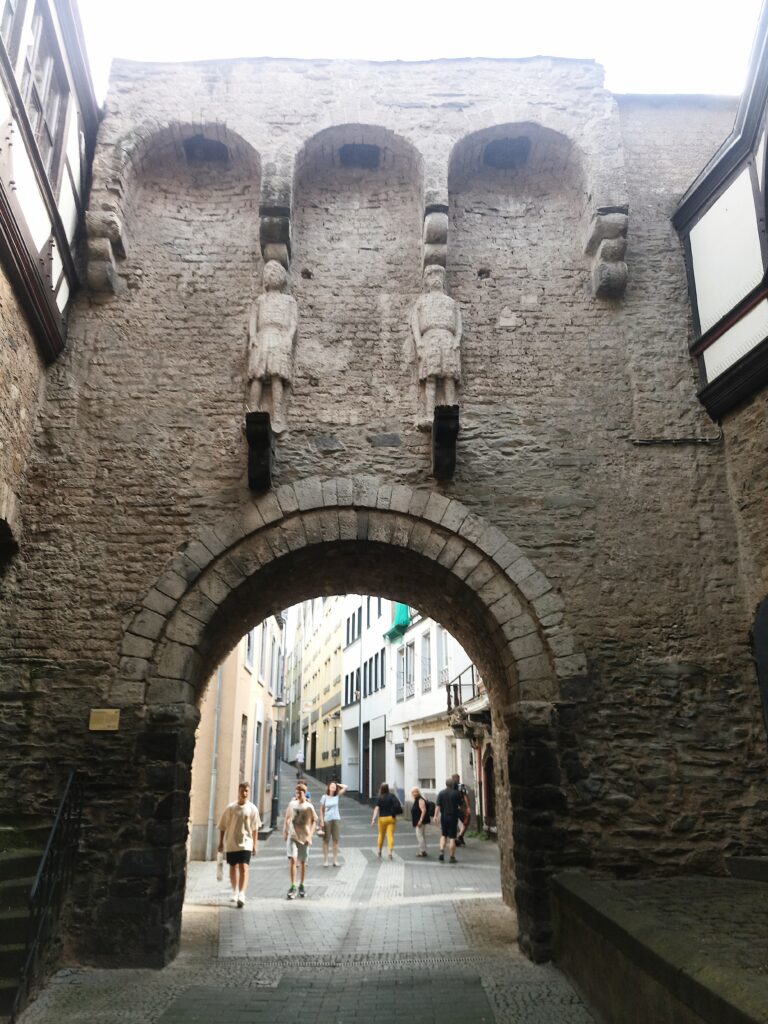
446, 664, 480, 712
11, 772, 83, 1022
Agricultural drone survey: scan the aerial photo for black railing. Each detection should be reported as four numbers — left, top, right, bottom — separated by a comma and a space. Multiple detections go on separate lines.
12, 772, 83, 1022
446, 664, 480, 712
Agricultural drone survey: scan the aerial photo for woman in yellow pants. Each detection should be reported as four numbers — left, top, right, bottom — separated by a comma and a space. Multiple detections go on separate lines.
371, 783, 402, 859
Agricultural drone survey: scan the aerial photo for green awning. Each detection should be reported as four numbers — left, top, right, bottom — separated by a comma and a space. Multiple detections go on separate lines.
384, 602, 411, 642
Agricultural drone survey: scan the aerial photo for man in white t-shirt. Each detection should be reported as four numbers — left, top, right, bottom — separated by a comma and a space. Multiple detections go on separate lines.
217, 782, 261, 908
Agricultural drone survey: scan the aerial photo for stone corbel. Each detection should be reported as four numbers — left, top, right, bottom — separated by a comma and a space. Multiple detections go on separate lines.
585, 209, 628, 299
423, 204, 448, 269
86, 210, 128, 295
259, 206, 291, 268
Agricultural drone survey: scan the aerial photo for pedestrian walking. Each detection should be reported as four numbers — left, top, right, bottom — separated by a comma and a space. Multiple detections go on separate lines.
371, 782, 403, 860
217, 781, 261, 908
436, 777, 462, 863
452, 772, 471, 846
319, 780, 349, 867
283, 781, 317, 899
410, 786, 435, 857
296, 749, 305, 780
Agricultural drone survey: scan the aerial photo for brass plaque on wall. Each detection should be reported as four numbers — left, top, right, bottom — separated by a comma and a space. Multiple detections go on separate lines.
89, 708, 120, 731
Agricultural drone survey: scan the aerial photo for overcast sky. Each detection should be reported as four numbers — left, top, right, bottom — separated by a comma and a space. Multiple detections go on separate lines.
77, 0, 765, 104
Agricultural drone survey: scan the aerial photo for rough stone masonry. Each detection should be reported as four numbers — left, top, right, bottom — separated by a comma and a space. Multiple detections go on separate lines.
0, 56, 765, 968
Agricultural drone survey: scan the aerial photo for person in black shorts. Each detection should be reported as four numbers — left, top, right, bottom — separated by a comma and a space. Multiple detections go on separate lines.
217, 782, 261, 907
436, 777, 462, 863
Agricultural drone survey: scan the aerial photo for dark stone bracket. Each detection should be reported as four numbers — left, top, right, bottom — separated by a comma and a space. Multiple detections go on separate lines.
245, 411, 273, 492
432, 405, 460, 480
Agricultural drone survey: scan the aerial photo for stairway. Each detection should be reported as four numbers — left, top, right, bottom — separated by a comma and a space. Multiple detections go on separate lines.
0, 817, 48, 1020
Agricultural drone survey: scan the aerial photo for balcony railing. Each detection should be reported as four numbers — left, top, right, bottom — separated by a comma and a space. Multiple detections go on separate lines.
446, 664, 481, 713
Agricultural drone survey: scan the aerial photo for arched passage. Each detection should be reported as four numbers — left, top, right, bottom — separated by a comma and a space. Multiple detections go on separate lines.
84, 477, 588, 969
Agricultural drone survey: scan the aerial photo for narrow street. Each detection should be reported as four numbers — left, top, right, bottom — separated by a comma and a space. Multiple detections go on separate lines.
19, 770, 595, 1023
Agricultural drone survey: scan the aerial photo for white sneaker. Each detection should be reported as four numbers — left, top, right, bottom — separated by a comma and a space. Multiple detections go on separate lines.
237, 892, 245, 908
229, 891, 238, 903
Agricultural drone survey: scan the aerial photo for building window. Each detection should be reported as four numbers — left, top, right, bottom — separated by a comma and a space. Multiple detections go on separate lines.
0, 0, 24, 59
239, 715, 248, 783
373, 652, 379, 692
363, 660, 368, 697
259, 621, 268, 677
405, 642, 415, 699
367, 597, 371, 628
416, 740, 436, 790
380, 647, 385, 687
357, 605, 362, 639
421, 632, 431, 693
437, 626, 449, 686
377, 598, 383, 617
20, 3, 68, 183
244, 628, 255, 671
396, 647, 405, 702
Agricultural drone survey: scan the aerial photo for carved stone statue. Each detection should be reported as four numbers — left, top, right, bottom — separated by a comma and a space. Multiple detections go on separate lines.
410, 264, 462, 428
247, 260, 298, 433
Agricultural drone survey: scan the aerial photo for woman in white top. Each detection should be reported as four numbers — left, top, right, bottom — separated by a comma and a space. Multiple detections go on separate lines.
319, 780, 348, 867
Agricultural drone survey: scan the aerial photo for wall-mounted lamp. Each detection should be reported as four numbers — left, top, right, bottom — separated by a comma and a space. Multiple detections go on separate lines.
402, 725, 410, 741
386, 730, 393, 743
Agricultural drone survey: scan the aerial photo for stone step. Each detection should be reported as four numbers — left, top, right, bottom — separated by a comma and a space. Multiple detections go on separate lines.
0, 849, 42, 878
0, 875, 33, 911
0, 908, 31, 945
0, 942, 26, 979
0, 820, 50, 852
0, 978, 16, 1017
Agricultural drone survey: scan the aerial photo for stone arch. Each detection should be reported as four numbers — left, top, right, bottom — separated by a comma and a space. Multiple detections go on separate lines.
94, 477, 587, 970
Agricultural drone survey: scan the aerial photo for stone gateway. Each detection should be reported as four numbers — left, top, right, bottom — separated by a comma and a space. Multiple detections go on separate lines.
1, 53, 766, 974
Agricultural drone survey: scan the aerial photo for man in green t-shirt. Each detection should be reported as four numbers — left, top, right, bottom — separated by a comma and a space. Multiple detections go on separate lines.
283, 782, 317, 899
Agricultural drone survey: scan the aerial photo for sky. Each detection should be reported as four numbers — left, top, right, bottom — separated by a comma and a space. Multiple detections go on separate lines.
77, 0, 765, 104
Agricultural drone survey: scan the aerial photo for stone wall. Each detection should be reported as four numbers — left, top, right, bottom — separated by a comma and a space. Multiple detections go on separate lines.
0, 58, 766, 967
0, 265, 44, 562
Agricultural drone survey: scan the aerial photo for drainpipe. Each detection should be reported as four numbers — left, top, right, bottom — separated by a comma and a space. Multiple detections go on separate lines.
205, 665, 224, 861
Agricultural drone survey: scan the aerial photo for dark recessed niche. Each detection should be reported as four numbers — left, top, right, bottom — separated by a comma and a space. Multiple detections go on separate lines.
483, 137, 531, 170
183, 134, 230, 164
339, 143, 381, 169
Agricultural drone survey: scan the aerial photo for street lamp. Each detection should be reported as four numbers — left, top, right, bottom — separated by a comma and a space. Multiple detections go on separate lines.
269, 698, 287, 830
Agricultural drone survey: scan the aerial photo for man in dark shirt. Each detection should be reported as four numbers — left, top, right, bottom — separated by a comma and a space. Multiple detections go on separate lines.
452, 772, 470, 847
436, 778, 462, 862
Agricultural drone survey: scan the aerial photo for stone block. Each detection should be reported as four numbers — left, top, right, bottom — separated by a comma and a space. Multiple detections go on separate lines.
517, 653, 552, 683
439, 499, 469, 534
254, 491, 283, 525
294, 477, 323, 511
494, 541, 525, 571
423, 491, 451, 524
437, 534, 467, 569
335, 478, 354, 506
195, 527, 228, 559
519, 571, 552, 602
321, 478, 338, 507
155, 642, 200, 681
389, 484, 413, 513
131, 608, 167, 642
554, 653, 588, 678
375, 483, 393, 509
512, 632, 545, 661
165, 610, 205, 647
121, 633, 155, 659
109, 679, 147, 706
423, 243, 446, 267
592, 259, 628, 299
178, 540, 215, 572
146, 679, 195, 704
475, 525, 509, 558
507, 556, 537, 586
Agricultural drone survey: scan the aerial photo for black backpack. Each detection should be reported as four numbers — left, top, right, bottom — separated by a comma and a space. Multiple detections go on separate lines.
425, 798, 437, 819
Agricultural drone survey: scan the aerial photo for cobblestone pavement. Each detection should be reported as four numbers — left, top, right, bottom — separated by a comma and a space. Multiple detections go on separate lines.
19, 769, 595, 1023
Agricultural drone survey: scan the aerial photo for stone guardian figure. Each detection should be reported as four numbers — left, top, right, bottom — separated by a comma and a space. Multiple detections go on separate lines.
247, 260, 298, 434
410, 265, 462, 429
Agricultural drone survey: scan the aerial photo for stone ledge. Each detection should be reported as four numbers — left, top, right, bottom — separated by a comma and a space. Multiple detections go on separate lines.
552, 872, 768, 1024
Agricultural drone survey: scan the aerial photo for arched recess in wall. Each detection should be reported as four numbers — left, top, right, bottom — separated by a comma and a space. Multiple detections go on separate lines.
97, 123, 262, 497
290, 125, 425, 423
447, 123, 590, 423
752, 595, 768, 739
87, 478, 589, 971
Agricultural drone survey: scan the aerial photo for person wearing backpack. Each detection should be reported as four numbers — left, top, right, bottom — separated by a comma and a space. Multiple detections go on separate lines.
410, 787, 435, 857
371, 782, 403, 859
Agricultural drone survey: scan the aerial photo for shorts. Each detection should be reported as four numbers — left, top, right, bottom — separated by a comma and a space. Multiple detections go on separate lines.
441, 816, 459, 839
286, 838, 309, 862
225, 850, 252, 865
323, 820, 341, 842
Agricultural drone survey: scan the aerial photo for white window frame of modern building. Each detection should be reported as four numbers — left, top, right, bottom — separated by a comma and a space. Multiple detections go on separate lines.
421, 629, 432, 693
259, 620, 268, 679
437, 625, 449, 686
416, 739, 436, 790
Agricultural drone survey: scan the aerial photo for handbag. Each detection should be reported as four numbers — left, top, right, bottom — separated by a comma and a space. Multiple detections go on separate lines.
216, 852, 224, 882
